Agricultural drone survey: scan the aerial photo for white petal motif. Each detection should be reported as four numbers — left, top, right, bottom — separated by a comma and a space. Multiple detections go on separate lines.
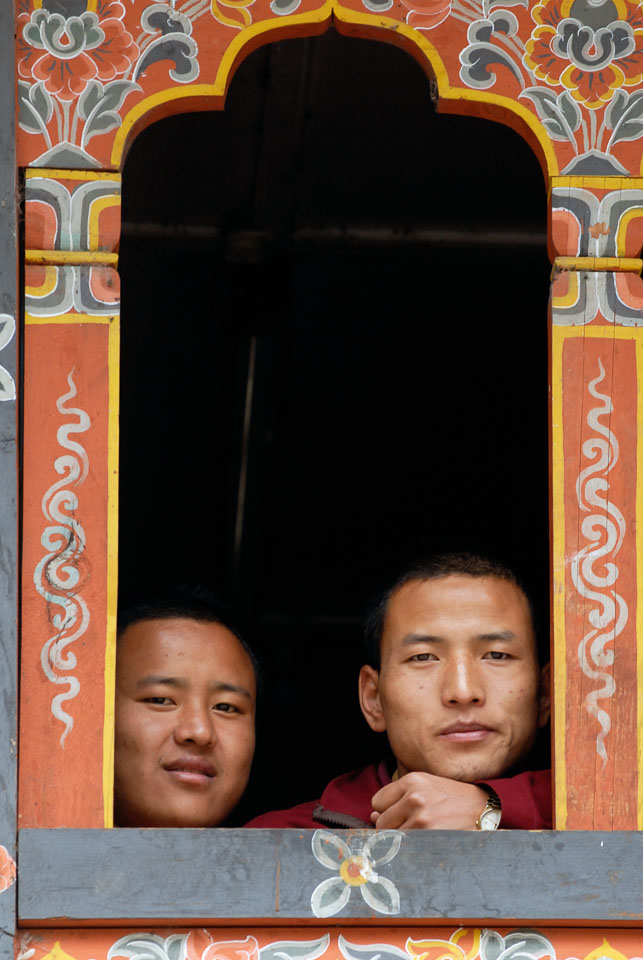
363, 829, 402, 866
311, 829, 352, 869
360, 875, 401, 915
0, 314, 15, 352
310, 876, 352, 918
0, 365, 16, 402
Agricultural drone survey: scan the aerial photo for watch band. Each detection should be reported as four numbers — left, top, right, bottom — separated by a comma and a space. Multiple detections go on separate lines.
475, 786, 502, 830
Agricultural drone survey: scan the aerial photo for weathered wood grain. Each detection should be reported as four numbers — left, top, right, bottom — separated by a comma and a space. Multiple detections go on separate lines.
19, 829, 643, 924
0, 0, 18, 957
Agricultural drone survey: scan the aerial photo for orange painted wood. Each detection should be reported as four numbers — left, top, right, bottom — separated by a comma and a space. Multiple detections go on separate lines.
20, 319, 113, 828
558, 333, 639, 829
15, 0, 643, 177
15, 925, 643, 960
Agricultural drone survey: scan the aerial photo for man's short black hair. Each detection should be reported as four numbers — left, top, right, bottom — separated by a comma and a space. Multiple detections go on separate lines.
117, 584, 260, 684
364, 552, 541, 670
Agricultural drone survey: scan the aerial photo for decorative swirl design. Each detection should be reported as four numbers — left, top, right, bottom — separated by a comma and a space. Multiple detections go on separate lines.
210, 0, 255, 30
33, 369, 91, 746
569, 357, 626, 766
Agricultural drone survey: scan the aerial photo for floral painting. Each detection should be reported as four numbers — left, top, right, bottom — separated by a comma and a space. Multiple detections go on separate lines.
14, 0, 643, 172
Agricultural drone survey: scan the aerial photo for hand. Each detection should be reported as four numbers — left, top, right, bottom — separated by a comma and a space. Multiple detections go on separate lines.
370, 772, 490, 830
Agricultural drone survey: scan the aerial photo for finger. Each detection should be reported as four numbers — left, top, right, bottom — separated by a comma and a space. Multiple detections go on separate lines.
371, 780, 405, 812
371, 799, 407, 830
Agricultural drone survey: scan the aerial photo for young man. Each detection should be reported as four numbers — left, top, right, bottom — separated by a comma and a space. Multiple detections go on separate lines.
247, 554, 551, 830
114, 588, 257, 827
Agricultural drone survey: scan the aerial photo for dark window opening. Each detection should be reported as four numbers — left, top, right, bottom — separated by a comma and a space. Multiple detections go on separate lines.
118, 29, 550, 822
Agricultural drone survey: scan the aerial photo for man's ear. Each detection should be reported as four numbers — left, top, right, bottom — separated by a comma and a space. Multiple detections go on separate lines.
538, 661, 551, 728
358, 665, 387, 733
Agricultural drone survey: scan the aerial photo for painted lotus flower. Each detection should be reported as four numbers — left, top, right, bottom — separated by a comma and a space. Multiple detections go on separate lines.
524, 0, 643, 108
17, 0, 139, 100
310, 829, 401, 918
0, 845, 16, 893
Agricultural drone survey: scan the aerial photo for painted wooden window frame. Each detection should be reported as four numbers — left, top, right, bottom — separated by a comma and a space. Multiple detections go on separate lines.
10, 0, 643, 936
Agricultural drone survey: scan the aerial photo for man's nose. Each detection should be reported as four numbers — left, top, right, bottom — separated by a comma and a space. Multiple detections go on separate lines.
441, 657, 484, 705
174, 704, 215, 746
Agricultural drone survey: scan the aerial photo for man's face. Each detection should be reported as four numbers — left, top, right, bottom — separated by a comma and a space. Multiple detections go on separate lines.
114, 617, 256, 827
359, 575, 550, 782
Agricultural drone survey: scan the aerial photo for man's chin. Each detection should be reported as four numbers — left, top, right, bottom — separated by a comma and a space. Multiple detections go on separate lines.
413, 756, 510, 784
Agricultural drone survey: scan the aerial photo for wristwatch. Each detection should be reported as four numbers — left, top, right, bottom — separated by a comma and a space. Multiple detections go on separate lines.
475, 787, 502, 830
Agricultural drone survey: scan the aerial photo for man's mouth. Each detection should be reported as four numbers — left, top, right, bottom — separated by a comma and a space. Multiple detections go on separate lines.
163, 757, 216, 785
438, 722, 495, 742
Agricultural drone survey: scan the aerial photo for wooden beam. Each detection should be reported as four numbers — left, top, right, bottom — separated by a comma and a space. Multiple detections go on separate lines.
19, 829, 643, 925
0, 0, 18, 955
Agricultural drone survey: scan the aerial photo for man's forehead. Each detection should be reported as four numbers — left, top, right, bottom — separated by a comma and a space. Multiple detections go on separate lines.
383, 574, 534, 634
116, 617, 256, 687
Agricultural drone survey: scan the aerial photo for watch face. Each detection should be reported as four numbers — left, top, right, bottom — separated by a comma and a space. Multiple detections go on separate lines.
479, 806, 502, 830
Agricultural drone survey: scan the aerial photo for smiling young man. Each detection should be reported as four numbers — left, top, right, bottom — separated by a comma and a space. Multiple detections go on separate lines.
115, 589, 257, 828
247, 554, 551, 830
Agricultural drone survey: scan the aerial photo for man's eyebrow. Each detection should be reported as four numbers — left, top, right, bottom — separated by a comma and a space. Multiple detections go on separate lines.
136, 675, 185, 688
400, 629, 518, 645
135, 676, 253, 699
214, 681, 253, 700
401, 633, 443, 645
475, 630, 517, 642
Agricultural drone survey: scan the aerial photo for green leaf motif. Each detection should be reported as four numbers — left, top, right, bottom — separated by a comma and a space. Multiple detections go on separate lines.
480, 930, 505, 960
18, 80, 53, 135
558, 91, 581, 134
82, 79, 140, 146
261, 935, 330, 960
608, 91, 643, 145
520, 87, 570, 142
77, 80, 103, 121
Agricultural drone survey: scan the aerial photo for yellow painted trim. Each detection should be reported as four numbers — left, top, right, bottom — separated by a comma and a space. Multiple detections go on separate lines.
87, 195, 121, 253
25, 264, 59, 299
104, 315, 119, 828
25, 250, 119, 266
111, 0, 558, 173
617, 207, 643, 258
25, 168, 122, 182
552, 271, 579, 309
553, 256, 643, 273
111, 0, 332, 166
551, 176, 643, 190
112, 85, 223, 166
551, 322, 643, 829
551, 323, 567, 830
554, 325, 641, 339
638, 334, 643, 830
25, 313, 114, 324
332, 2, 559, 176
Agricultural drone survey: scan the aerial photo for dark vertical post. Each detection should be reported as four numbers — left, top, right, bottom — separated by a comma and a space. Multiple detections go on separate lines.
0, 0, 19, 956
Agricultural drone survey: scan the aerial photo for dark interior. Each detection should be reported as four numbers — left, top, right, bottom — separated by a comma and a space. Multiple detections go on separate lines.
118, 28, 550, 822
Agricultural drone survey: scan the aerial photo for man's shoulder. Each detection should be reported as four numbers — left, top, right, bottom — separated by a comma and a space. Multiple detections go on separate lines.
244, 799, 320, 828
244, 762, 389, 828
481, 768, 552, 829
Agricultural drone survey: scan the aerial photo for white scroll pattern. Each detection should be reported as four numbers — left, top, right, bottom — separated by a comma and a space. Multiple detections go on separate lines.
33, 370, 91, 746
570, 358, 626, 766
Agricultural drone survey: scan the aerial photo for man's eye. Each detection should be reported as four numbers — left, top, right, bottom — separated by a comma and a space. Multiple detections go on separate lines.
144, 696, 173, 705
409, 653, 436, 662
214, 702, 239, 713
484, 651, 510, 660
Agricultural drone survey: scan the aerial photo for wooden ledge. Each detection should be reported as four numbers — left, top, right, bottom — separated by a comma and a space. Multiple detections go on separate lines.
18, 828, 643, 926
